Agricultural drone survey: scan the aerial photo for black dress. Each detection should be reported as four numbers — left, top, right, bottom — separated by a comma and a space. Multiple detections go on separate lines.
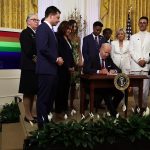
19, 27, 38, 95
55, 35, 75, 113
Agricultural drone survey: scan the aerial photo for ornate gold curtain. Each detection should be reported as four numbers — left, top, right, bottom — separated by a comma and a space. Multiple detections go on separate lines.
0, 0, 38, 29
100, 0, 150, 39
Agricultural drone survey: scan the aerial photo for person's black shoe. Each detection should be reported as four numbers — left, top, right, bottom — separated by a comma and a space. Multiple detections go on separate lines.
24, 117, 37, 123
33, 116, 37, 120
33, 116, 37, 122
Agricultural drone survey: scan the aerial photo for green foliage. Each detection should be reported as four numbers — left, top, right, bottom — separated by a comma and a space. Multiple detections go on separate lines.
0, 101, 20, 123
29, 114, 150, 150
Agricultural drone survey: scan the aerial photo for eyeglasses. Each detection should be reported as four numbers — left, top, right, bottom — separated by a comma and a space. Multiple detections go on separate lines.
30, 19, 40, 22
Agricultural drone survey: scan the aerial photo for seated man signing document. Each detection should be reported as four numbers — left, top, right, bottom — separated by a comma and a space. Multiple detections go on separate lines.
83, 43, 124, 116
83, 43, 119, 75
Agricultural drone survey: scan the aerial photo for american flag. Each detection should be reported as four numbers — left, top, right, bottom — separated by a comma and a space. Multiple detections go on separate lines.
126, 13, 132, 40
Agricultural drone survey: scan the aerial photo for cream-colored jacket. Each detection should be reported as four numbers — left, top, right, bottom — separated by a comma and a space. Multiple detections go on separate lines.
111, 40, 130, 72
129, 31, 150, 71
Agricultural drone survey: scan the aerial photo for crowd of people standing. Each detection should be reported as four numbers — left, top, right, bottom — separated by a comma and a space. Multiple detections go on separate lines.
19, 5, 150, 129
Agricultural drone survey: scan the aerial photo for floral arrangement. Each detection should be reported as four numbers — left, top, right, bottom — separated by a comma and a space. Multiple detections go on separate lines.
24, 107, 150, 150
67, 8, 87, 38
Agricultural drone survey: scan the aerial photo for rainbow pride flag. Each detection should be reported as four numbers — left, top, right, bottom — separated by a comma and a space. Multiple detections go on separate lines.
0, 29, 21, 69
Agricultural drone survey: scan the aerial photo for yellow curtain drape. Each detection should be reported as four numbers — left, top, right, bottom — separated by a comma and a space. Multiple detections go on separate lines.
0, 0, 38, 29
100, 0, 150, 39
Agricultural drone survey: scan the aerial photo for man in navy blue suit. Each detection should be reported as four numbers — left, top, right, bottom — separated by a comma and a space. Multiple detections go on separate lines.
82, 21, 106, 109
36, 6, 63, 129
82, 21, 106, 69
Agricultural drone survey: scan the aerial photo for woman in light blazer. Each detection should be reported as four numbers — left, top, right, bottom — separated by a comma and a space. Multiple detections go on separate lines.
111, 28, 130, 73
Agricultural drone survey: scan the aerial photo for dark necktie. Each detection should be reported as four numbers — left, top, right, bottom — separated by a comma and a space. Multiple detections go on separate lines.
52, 27, 57, 41
95, 36, 99, 46
101, 59, 105, 69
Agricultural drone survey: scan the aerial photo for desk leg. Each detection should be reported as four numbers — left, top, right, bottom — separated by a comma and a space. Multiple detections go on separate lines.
90, 84, 94, 113
80, 81, 85, 115
138, 80, 143, 109
125, 89, 128, 117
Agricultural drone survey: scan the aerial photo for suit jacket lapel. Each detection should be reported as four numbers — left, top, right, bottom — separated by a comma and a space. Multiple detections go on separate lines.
98, 35, 103, 44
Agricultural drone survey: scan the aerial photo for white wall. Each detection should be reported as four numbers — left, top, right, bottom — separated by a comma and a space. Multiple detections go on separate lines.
0, 69, 22, 104
38, 0, 101, 35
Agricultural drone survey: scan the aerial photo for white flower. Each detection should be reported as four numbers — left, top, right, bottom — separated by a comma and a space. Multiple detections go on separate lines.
103, 113, 106, 117
89, 112, 94, 118
71, 110, 74, 116
36, 132, 39, 139
73, 109, 77, 114
71, 109, 77, 116
106, 112, 111, 116
145, 107, 150, 116
42, 116, 45, 121
97, 114, 100, 119
114, 119, 117, 124
143, 107, 150, 116
48, 112, 53, 121
131, 107, 134, 113
29, 120, 34, 126
81, 114, 85, 120
137, 107, 140, 113
143, 111, 146, 116
116, 113, 119, 118
122, 104, 126, 112
64, 114, 68, 120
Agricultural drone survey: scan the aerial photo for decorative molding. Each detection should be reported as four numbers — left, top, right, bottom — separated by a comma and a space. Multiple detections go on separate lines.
0, 28, 22, 33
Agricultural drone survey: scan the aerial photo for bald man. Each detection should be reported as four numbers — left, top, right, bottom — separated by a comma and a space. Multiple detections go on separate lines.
83, 43, 124, 116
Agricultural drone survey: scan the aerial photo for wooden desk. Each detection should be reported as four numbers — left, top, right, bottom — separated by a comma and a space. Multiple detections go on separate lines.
80, 74, 148, 116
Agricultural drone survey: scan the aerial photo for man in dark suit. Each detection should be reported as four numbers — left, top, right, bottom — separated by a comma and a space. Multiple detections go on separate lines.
82, 21, 106, 109
36, 6, 63, 128
83, 43, 124, 116
102, 28, 113, 44
82, 21, 106, 67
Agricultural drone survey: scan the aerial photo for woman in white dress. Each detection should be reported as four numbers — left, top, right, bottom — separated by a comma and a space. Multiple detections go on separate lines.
111, 28, 130, 74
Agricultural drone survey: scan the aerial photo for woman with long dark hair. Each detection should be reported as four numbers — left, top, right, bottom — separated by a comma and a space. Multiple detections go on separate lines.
55, 21, 75, 117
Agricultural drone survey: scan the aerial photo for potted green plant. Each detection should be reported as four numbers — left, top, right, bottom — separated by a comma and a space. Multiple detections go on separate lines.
0, 100, 20, 123
23, 108, 150, 150
0, 97, 22, 149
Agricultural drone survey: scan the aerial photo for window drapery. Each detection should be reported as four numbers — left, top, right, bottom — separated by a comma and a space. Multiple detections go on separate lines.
0, 0, 38, 29
100, 0, 150, 39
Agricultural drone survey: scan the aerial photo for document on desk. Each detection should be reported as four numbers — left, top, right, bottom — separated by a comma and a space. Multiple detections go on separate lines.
108, 69, 118, 75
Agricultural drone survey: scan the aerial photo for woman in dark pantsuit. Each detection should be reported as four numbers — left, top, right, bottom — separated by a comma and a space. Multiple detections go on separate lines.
19, 14, 39, 123
55, 21, 75, 116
